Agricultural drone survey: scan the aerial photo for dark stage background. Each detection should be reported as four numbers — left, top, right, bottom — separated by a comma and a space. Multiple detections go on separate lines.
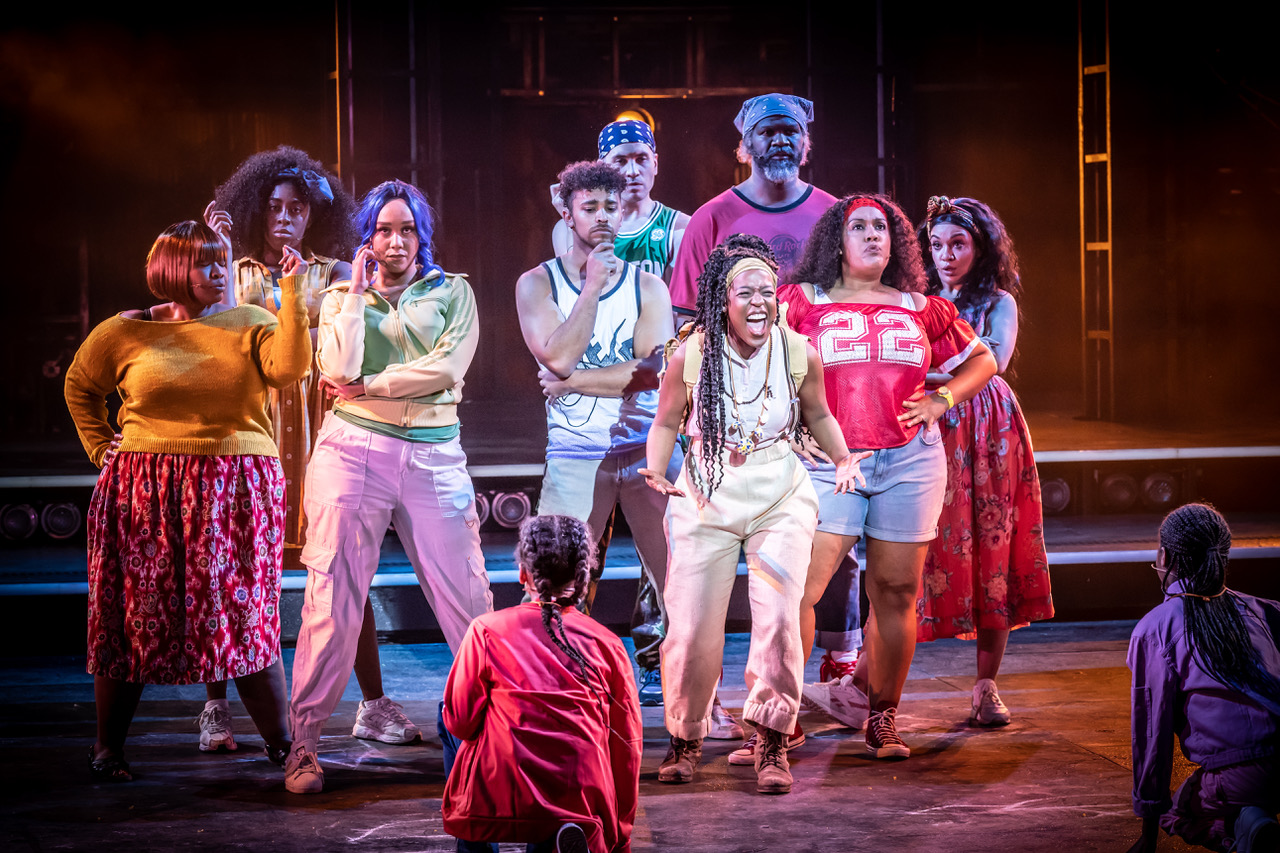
2, 2, 1277, 472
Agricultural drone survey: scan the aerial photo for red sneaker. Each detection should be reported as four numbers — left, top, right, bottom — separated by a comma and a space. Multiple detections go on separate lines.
819, 651, 858, 683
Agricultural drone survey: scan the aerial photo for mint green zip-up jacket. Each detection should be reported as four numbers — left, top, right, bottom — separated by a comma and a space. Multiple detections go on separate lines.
317, 269, 478, 429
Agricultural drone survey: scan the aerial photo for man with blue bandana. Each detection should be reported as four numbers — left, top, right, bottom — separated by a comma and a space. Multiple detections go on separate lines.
668, 93, 837, 315
552, 119, 690, 283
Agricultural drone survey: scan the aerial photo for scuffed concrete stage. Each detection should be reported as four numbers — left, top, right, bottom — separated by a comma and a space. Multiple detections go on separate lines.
0, 621, 1203, 852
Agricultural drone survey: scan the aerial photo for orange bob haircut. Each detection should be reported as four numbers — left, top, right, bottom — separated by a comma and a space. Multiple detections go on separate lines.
145, 220, 226, 302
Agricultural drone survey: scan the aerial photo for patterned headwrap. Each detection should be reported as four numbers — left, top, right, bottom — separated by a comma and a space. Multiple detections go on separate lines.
598, 120, 656, 160
733, 93, 814, 134
925, 195, 977, 236
274, 166, 334, 205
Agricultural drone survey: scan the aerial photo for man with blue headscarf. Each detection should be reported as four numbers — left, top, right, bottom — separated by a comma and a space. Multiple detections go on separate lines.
552, 118, 690, 284
668, 93, 837, 316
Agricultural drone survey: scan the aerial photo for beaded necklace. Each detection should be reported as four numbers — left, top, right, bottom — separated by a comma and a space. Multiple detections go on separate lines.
725, 329, 774, 455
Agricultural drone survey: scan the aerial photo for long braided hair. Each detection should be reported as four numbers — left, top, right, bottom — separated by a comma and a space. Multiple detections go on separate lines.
517, 515, 608, 705
918, 195, 1022, 323
791, 193, 927, 294
1158, 503, 1280, 705
689, 234, 779, 498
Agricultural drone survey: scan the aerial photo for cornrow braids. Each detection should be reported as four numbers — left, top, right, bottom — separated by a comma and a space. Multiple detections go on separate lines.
917, 196, 1022, 325
518, 516, 609, 707
1159, 503, 1280, 705
791, 193, 927, 294
689, 234, 779, 498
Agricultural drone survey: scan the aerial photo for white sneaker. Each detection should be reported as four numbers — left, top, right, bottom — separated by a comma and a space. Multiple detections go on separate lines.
196, 699, 238, 752
970, 678, 1012, 727
284, 740, 324, 794
802, 675, 869, 731
352, 696, 421, 744
707, 697, 745, 740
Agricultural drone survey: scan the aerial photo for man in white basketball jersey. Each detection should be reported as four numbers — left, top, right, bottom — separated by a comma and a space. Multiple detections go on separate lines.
517, 160, 678, 704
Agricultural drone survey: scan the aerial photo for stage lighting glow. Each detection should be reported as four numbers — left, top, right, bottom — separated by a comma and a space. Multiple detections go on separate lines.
491, 491, 532, 529
1041, 477, 1071, 515
40, 502, 82, 539
615, 108, 655, 127
1, 504, 38, 540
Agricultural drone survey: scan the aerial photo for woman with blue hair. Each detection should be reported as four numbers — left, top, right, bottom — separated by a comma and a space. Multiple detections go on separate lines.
284, 179, 494, 794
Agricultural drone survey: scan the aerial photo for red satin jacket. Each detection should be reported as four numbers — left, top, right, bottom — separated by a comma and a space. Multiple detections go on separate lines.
442, 603, 642, 853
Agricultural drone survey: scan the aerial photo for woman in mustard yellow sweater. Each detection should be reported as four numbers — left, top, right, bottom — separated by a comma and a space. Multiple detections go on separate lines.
64, 220, 312, 781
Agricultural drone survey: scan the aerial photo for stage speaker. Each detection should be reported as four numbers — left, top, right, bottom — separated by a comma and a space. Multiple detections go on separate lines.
40, 502, 82, 539
474, 491, 491, 528
0, 504, 39, 540
1141, 472, 1179, 511
491, 491, 532, 529
1041, 477, 1072, 515
1099, 473, 1139, 512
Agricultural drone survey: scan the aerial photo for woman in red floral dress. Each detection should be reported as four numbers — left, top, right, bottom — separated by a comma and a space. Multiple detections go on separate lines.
65, 220, 310, 780
916, 196, 1053, 726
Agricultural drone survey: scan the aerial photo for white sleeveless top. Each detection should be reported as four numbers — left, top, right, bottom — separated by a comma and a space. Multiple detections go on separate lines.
687, 324, 795, 449
541, 259, 658, 459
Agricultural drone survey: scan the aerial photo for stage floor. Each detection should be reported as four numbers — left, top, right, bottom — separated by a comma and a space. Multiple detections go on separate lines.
1, 622, 1204, 852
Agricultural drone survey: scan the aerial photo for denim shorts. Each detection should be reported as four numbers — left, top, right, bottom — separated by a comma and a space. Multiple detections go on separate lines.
807, 422, 946, 543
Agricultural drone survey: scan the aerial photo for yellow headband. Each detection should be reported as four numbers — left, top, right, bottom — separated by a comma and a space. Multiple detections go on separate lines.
726, 257, 776, 286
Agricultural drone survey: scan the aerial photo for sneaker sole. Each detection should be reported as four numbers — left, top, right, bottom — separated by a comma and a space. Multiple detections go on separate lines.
969, 714, 1012, 728
656, 769, 695, 783
756, 778, 793, 794
352, 726, 421, 745
199, 739, 238, 753
638, 694, 664, 707
865, 743, 910, 759
285, 776, 324, 794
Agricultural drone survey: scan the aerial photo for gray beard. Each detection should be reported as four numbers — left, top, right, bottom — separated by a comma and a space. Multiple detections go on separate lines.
755, 153, 800, 183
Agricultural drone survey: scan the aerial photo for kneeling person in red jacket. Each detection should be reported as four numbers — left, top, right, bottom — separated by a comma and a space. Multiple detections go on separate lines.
441, 515, 643, 853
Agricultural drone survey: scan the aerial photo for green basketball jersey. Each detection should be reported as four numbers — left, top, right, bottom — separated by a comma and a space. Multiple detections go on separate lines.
614, 202, 679, 278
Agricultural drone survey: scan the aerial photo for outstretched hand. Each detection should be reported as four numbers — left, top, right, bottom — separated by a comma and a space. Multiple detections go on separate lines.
639, 467, 684, 498
832, 450, 872, 494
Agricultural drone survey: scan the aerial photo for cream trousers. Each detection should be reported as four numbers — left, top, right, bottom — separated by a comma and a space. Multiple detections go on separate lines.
661, 440, 818, 739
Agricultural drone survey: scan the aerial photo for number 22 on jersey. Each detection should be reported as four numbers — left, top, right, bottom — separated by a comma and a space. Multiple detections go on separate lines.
816, 310, 926, 367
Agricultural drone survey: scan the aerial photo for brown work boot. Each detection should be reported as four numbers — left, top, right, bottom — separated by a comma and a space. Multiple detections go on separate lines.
657, 736, 703, 783
753, 726, 792, 794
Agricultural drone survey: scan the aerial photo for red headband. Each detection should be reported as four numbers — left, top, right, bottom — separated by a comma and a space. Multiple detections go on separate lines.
845, 197, 887, 223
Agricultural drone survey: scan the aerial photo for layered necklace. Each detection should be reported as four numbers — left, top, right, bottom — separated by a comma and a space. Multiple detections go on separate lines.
725, 329, 774, 456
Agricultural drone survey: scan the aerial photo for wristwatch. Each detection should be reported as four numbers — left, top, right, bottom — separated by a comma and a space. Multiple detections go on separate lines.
934, 385, 955, 410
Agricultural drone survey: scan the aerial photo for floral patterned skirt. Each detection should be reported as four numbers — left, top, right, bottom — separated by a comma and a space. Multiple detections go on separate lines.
86, 452, 285, 684
917, 376, 1054, 642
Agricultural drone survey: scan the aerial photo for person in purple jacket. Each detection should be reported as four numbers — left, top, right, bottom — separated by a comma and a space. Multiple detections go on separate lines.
1126, 503, 1280, 853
